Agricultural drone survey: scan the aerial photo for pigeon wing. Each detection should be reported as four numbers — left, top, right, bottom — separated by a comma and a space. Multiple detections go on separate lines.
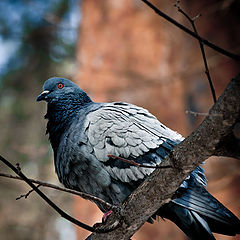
82, 102, 184, 183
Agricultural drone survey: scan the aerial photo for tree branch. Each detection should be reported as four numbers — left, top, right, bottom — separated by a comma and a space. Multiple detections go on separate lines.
0, 172, 116, 211
139, 0, 240, 61
108, 154, 172, 169
185, 110, 222, 117
16, 184, 41, 200
86, 74, 240, 239
0, 156, 117, 233
174, 1, 217, 103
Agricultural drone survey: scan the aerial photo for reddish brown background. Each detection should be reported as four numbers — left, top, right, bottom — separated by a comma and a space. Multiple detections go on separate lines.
74, 1, 240, 239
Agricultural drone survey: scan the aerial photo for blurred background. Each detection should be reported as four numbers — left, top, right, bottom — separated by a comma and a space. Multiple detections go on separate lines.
0, 0, 239, 240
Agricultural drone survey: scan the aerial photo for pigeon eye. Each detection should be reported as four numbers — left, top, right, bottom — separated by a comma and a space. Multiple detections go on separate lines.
58, 83, 64, 89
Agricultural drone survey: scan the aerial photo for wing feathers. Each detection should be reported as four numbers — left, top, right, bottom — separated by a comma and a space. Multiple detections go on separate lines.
82, 102, 183, 183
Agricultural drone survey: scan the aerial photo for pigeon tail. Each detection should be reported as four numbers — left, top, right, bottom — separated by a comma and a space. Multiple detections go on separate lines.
158, 202, 216, 240
156, 181, 240, 240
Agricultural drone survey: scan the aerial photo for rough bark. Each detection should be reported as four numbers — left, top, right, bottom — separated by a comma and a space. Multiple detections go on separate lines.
86, 74, 240, 239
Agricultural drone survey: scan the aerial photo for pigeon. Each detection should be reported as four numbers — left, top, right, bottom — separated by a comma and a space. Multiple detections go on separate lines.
37, 77, 240, 240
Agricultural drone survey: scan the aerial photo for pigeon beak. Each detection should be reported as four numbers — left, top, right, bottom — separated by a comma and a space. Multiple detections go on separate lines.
36, 90, 50, 102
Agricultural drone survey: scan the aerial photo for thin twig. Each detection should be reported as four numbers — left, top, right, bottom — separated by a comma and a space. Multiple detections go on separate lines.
0, 172, 115, 211
185, 110, 222, 117
139, 0, 240, 61
174, 1, 217, 103
16, 184, 41, 200
0, 155, 118, 233
108, 154, 172, 169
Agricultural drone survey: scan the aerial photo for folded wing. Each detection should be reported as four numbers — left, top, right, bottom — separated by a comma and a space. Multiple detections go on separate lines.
83, 102, 184, 183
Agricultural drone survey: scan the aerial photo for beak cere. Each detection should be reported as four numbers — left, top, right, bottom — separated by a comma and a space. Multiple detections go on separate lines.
36, 90, 50, 102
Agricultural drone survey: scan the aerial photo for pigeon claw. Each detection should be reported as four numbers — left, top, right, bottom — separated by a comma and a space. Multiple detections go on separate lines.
102, 210, 113, 223
92, 210, 113, 230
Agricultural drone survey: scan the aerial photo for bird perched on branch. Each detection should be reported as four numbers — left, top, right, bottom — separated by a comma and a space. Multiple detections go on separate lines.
37, 77, 240, 240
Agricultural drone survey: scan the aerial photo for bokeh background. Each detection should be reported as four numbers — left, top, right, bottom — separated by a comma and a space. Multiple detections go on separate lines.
0, 0, 239, 240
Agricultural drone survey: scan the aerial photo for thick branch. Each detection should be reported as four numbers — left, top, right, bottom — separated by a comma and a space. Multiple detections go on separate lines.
87, 75, 240, 239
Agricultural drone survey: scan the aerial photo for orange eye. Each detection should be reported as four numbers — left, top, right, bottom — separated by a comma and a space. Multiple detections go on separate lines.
58, 83, 64, 89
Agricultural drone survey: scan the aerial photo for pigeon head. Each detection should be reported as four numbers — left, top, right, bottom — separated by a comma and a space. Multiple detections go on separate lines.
37, 77, 93, 153
36, 77, 92, 105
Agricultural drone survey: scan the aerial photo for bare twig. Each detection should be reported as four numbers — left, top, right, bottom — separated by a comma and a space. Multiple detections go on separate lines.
16, 184, 41, 200
139, 0, 240, 61
0, 155, 117, 233
186, 110, 208, 117
108, 154, 172, 169
174, 1, 217, 103
0, 172, 116, 211
16, 163, 21, 172
185, 110, 222, 117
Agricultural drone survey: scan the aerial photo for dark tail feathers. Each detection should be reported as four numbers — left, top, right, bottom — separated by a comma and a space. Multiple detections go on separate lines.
158, 203, 215, 240
156, 182, 240, 240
